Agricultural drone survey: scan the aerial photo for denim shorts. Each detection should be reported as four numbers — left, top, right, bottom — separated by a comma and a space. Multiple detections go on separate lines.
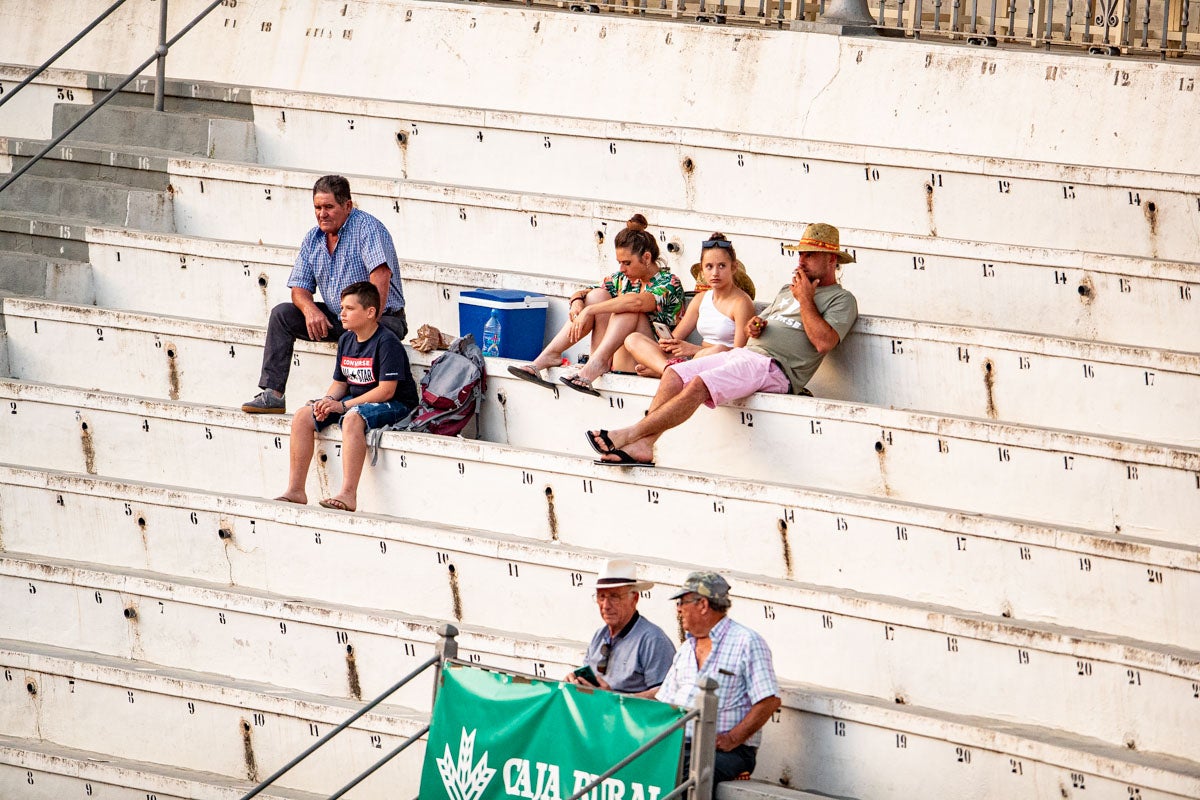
313, 400, 410, 432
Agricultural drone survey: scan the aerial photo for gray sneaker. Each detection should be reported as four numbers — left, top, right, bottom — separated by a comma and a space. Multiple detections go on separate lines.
241, 389, 285, 414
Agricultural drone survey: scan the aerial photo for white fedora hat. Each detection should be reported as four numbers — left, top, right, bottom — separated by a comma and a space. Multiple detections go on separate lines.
593, 558, 654, 593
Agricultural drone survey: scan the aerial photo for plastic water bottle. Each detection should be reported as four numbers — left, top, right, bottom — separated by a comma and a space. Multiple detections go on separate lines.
482, 309, 502, 357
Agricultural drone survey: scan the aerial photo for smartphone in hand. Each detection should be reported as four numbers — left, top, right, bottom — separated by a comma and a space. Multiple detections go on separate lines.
572, 664, 600, 686
652, 322, 673, 341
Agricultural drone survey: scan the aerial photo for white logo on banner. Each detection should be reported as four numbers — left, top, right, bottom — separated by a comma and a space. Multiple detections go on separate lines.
437, 727, 498, 800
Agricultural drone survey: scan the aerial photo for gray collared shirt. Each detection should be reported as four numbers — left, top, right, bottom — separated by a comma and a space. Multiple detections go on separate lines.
584, 612, 676, 694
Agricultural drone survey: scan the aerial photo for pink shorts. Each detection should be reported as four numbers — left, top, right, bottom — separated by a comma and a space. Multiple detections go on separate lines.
666, 349, 791, 408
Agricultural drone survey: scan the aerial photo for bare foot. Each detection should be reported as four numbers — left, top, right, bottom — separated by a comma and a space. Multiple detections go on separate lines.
634, 364, 662, 378
274, 493, 306, 505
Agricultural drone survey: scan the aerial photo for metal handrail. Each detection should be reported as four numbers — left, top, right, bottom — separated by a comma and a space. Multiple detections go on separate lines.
238, 623, 459, 800
0, 0, 225, 196
0, 0, 130, 112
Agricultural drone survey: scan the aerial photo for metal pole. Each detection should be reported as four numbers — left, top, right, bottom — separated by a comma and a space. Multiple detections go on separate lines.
689, 678, 719, 800
154, 0, 169, 111
0, 0, 129, 111
1064, 0, 1074, 39
431, 623, 459, 708
0, 0, 226, 195
1157, 0, 1168, 48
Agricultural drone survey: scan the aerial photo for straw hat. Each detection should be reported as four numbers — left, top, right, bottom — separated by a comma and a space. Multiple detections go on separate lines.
783, 222, 855, 264
593, 558, 654, 593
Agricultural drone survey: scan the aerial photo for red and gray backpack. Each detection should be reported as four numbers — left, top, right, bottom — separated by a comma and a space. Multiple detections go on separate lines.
393, 335, 487, 436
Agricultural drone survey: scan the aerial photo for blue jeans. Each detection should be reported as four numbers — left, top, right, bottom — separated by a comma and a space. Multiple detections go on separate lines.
313, 400, 409, 432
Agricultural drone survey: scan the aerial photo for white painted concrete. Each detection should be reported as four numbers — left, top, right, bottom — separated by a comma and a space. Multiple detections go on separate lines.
38, 219, 1200, 355
1, 1, 1195, 174
10, 296, 1200, 448
0, 641, 425, 799
1, 455, 1196, 651
0, 733, 324, 800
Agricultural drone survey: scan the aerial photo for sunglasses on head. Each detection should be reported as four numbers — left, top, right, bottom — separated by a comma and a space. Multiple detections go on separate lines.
701, 239, 733, 250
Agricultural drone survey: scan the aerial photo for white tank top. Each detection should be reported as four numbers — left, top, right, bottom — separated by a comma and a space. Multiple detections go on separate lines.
695, 290, 736, 347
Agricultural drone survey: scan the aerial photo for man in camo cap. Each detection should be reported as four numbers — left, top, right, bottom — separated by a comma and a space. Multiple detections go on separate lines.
650, 571, 780, 795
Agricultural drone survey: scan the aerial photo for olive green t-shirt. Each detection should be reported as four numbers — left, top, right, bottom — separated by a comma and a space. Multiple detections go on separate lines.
746, 283, 858, 393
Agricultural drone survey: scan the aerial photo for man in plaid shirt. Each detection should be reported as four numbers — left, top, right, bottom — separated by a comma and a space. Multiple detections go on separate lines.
650, 571, 781, 794
242, 174, 407, 414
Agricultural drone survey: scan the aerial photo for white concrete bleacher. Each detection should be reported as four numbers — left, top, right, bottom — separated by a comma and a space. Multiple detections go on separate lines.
6, 303, 1200, 540
2, 458, 1199, 798
2, 0, 1199, 798
3, 383, 1200, 763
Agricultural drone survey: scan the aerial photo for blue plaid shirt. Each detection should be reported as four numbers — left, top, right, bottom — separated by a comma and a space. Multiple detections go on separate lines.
287, 207, 404, 315
656, 616, 779, 747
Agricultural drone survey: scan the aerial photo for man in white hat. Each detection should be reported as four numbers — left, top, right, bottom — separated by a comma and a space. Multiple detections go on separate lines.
587, 222, 858, 467
565, 558, 676, 694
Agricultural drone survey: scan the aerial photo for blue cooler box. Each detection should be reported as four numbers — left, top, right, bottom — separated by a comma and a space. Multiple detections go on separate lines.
458, 289, 549, 360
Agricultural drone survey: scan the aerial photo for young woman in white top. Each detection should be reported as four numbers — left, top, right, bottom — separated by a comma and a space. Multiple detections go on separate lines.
624, 233, 756, 379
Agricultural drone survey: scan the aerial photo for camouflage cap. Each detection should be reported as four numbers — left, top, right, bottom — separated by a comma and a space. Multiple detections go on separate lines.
669, 571, 731, 601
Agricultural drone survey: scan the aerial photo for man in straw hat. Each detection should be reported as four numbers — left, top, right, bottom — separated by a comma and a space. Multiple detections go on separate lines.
587, 222, 858, 467
650, 571, 780, 794
564, 558, 676, 694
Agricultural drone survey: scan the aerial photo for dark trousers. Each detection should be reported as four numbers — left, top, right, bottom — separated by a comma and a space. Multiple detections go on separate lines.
681, 742, 758, 800
258, 301, 408, 393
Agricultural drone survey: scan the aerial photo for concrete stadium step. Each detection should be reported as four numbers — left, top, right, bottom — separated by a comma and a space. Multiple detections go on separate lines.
235, 90, 1200, 265
8, 295, 1200, 449
0, 468, 1195, 760
0, 208, 94, 263
74, 222, 1200, 356
16, 69, 1198, 265
4, 462, 1196, 653
3, 507, 1199, 796
0, 733, 323, 800
767, 682, 1200, 800
0, 173, 173, 232
51, 102, 257, 161
2, 134, 175, 189
0, 553, 578, 708
1, 370, 1196, 549
0, 2, 1190, 179
4, 298, 1200, 540
158, 160, 1200, 357
7, 157, 1196, 353
0, 252, 91, 304
0, 639, 426, 799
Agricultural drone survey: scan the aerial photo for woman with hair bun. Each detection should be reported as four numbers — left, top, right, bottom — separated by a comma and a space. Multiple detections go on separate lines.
508, 213, 684, 396
624, 233, 757, 379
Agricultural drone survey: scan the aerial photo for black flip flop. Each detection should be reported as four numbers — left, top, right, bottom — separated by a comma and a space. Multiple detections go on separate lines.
594, 448, 655, 468
585, 429, 616, 456
507, 364, 557, 389
560, 375, 601, 397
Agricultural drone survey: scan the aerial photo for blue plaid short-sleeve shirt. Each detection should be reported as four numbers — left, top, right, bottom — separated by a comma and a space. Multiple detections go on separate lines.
656, 616, 779, 747
287, 207, 404, 315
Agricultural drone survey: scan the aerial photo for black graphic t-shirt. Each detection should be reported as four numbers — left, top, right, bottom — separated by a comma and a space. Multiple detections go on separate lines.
332, 325, 418, 408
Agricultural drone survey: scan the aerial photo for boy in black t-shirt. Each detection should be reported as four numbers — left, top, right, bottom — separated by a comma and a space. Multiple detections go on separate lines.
274, 281, 417, 512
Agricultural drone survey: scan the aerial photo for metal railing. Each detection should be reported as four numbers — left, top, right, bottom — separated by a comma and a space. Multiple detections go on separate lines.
239, 623, 459, 800
0, 0, 226, 196
471, 0, 1194, 56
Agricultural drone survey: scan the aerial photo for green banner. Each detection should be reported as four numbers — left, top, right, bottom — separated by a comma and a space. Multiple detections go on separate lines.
420, 663, 686, 800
